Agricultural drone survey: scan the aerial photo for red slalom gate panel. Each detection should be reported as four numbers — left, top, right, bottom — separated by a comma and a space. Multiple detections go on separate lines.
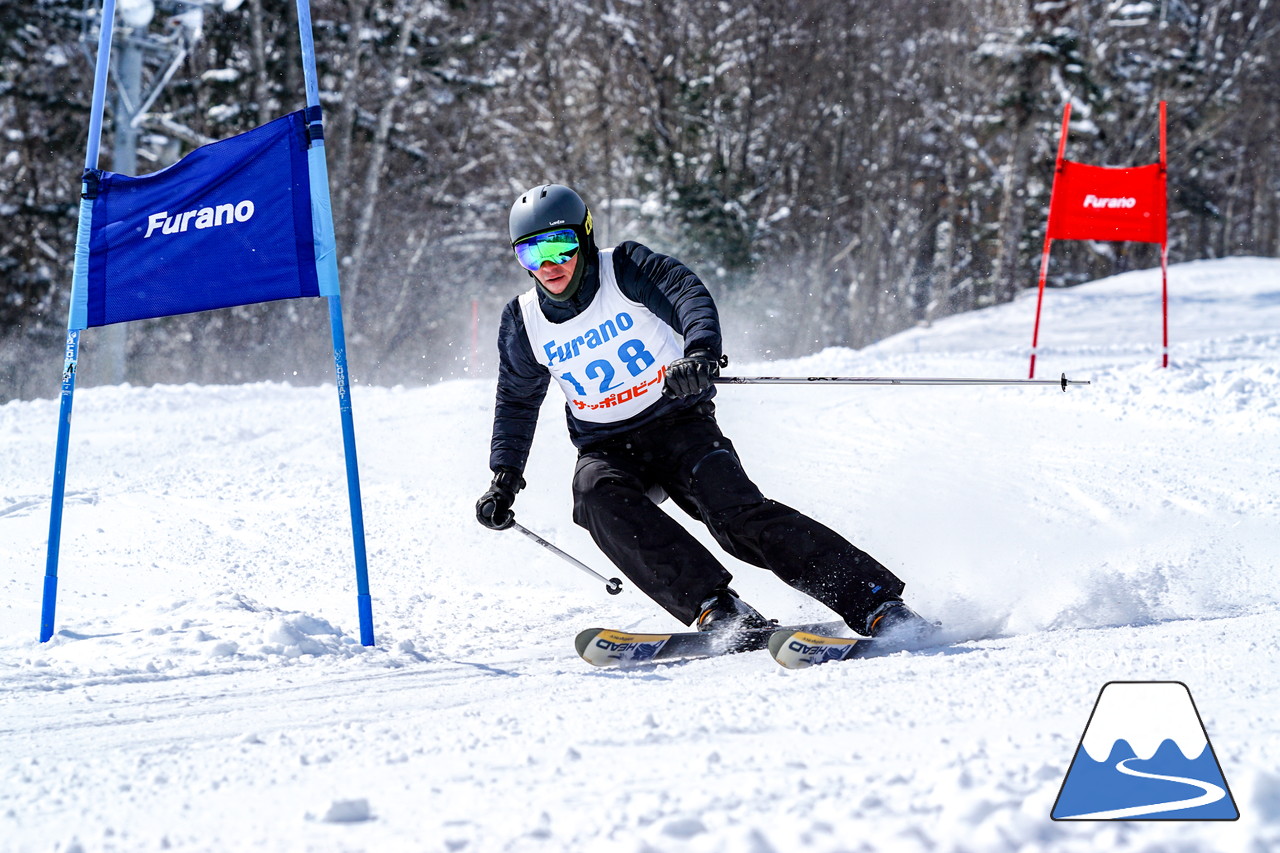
1048, 161, 1166, 244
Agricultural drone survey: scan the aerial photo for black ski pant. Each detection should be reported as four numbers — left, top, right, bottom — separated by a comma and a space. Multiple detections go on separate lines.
571, 402, 905, 627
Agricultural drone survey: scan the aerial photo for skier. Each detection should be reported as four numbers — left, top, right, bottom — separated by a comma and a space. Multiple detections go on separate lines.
476, 183, 932, 644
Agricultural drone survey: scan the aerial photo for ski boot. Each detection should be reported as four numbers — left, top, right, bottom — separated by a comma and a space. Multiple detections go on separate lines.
864, 599, 937, 650
695, 587, 771, 646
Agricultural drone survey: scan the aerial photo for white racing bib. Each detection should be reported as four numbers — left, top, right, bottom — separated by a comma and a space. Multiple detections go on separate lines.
519, 248, 684, 423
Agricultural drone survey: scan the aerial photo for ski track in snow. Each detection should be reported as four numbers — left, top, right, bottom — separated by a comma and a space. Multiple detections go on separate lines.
2, 257, 1279, 852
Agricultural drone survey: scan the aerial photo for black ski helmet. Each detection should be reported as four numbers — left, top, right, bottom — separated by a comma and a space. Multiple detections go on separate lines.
509, 183, 595, 251
508, 184, 596, 302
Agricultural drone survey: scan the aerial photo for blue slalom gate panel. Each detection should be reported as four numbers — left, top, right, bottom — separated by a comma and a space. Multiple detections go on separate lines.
81, 110, 318, 329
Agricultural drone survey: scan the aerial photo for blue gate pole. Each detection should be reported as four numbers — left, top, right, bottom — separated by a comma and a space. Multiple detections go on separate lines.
296, 0, 374, 646
41, 0, 118, 642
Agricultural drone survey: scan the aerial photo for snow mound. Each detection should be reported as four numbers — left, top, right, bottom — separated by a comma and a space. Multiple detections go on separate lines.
0, 590, 417, 693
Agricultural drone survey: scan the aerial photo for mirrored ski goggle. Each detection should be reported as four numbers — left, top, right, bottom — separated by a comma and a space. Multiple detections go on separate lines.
513, 229, 579, 271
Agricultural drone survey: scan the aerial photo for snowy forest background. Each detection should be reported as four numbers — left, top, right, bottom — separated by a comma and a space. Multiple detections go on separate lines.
1, 0, 1277, 402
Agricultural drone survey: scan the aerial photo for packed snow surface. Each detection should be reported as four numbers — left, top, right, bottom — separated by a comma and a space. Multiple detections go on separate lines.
3, 257, 1279, 852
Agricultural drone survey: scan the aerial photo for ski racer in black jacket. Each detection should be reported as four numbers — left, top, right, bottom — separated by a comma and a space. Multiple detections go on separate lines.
477, 183, 930, 641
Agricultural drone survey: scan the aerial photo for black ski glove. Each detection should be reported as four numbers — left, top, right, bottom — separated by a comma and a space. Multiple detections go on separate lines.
475, 467, 525, 530
663, 349, 720, 399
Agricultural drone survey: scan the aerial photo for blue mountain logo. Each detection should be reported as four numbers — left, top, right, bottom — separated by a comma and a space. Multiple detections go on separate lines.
1052, 681, 1239, 821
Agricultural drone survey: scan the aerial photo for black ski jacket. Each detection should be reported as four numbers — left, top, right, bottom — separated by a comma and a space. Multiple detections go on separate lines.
489, 241, 722, 474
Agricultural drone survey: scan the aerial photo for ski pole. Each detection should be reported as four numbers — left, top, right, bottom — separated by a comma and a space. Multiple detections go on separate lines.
714, 372, 1088, 392
510, 521, 623, 595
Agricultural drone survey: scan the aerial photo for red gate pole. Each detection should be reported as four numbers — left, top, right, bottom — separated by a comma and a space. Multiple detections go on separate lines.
1029, 238, 1054, 380
1158, 100, 1169, 368
1029, 103, 1073, 379
1160, 242, 1170, 367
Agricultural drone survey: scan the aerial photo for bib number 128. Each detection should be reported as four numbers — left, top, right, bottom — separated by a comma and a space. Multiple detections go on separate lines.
560, 338, 655, 395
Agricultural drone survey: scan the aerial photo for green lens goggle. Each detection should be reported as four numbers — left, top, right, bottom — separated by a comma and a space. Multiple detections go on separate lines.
513, 229, 580, 271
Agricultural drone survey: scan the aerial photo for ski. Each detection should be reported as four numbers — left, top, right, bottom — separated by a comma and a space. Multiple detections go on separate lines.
769, 619, 961, 669
767, 628, 873, 669
574, 620, 851, 667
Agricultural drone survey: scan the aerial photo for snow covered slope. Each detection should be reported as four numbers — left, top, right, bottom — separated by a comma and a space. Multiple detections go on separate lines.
2, 257, 1278, 852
